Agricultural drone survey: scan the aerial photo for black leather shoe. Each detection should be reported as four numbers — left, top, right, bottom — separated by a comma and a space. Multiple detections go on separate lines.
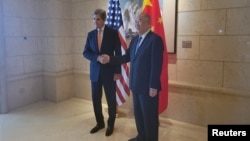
90, 125, 105, 134
128, 137, 137, 141
105, 127, 114, 136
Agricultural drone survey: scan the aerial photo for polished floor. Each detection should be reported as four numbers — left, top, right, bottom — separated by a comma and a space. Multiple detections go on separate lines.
0, 98, 207, 141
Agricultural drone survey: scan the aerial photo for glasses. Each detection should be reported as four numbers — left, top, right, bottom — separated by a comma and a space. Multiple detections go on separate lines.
134, 20, 144, 24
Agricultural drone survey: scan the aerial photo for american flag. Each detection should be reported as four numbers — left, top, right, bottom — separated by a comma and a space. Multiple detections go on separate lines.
106, 0, 130, 106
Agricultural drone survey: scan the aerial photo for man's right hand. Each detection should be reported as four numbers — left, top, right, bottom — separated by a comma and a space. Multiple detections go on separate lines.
97, 54, 110, 64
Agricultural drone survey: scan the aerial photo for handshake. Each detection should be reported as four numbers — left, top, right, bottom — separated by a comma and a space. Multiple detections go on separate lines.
97, 54, 110, 64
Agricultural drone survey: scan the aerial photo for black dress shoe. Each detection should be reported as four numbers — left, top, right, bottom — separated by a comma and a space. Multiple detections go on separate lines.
105, 127, 114, 136
128, 137, 137, 141
90, 125, 105, 134
128, 137, 139, 141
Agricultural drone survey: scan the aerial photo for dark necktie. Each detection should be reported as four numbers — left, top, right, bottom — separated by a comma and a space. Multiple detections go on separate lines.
135, 36, 142, 54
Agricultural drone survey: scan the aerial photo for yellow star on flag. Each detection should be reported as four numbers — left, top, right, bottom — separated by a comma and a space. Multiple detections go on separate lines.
158, 17, 163, 24
142, 0, 152, 10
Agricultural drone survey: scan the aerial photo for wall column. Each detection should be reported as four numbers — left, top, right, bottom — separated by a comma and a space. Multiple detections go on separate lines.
0, 0, 8, 114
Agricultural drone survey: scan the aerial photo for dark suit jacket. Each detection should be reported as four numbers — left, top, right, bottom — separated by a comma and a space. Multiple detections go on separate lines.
83, 25, 121, 82
110, 31, 163, 94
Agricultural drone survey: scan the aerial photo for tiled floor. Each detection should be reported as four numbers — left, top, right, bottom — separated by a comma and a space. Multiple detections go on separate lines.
0, 98, 207, 141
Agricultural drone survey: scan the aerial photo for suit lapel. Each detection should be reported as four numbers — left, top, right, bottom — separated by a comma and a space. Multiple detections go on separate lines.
135, 32, 152, 57
94, 29, 99, 51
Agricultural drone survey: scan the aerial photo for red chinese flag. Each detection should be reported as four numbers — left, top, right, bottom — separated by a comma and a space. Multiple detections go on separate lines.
142, 0, 169, 114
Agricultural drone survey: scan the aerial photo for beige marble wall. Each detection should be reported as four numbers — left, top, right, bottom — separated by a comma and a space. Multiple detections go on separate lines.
2, 0, 45, 111
163, 83, 250, 126
7, 75, 44, 110
44, 72, 74, 102
163, 0, 250, 125
176, 1, 250, 91
74, 73, 91, 100
41, 0, 74, 102
2, 0, 74, 110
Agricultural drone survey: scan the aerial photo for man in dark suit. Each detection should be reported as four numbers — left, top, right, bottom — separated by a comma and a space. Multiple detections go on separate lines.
100, 13, 164, 141
83, 9, 121, 136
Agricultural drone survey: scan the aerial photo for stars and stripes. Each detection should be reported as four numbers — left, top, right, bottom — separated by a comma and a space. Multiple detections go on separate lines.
106, 0, 130, 106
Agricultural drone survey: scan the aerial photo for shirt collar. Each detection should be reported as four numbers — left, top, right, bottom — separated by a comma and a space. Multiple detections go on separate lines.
98, 26, 105, 31
139, 29, 150, 39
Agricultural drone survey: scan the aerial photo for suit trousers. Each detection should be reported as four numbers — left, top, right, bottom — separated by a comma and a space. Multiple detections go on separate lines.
132, 91, 159, 141
91, 74, 116, 128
